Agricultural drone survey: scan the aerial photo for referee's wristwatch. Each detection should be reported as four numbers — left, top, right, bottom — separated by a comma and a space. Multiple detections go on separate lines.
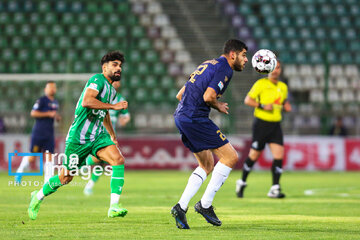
258, 103, 264, 109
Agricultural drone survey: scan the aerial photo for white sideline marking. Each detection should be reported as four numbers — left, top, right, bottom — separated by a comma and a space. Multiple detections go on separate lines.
304, 190, 315, 195
304, 187, 359, 197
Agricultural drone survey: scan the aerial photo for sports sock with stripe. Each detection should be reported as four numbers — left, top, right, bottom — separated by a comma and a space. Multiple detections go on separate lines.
44, 161, 54, 183
242, 156, 256, 182
271, 159, 283, 185
201, 162, 232, 208
37, 175, 62, 200
110, 165, 125, 205
86, 155, 96, 165
91, 166, 103, 182
84, 166, 104, 191
16, 156, 29, 173
178, 167, 207, 211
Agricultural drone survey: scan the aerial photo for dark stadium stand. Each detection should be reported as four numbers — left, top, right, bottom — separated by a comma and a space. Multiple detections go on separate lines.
0, 0, 189, 133
218, 0, 360, 135
0, 0, 359, 135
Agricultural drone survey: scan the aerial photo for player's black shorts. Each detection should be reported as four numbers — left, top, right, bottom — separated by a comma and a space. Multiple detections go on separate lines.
30, 136, 55, 153
175, 117, 229, 153
251, 118, 283, 151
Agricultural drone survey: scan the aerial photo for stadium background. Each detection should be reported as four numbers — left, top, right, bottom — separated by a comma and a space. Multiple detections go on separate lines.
0, 0, 359, 172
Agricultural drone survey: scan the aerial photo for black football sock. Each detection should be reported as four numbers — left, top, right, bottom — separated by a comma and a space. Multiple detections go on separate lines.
241, 157, 256, 182
271, 159, 283, 185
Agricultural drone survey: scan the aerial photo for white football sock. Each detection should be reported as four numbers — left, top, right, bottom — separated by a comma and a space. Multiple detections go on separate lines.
85, 179, 95, 190
36, 188, 45, 201
178, 167, 207, 211
44, 161, 54, 183
201, 162, 232, 208
16, 156, 29, 173
110, 193, 120, 205
270, 184, 280, 190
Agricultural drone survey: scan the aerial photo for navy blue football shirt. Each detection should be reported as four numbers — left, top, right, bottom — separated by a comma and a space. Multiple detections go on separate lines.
31, 96, 59, 139
174, 56, 233, 120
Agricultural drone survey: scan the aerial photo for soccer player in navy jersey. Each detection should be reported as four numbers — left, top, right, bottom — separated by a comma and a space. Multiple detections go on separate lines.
171, 39, 248, 229
15, 81, 60, 184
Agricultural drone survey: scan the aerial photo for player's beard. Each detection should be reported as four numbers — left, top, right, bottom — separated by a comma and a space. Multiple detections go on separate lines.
110, 72, 121, 82
233, 61, 243, 71
233, 57, 244, 72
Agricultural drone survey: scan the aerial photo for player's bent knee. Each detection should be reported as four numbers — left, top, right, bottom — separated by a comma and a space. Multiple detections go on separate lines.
249, 150, 261, 161
220, 151, 239, 168
230, 157, 239, 167
203, 165, 214, 175
111, 154, 125, 166
197, 163, 213, 175
59, 175, 73, 185
227, 150, 239, 164
233, 151, 239, 162
271, 152, 283, 160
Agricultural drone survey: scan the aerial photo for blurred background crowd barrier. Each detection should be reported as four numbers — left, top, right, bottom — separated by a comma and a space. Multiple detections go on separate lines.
0, 0, 359, 170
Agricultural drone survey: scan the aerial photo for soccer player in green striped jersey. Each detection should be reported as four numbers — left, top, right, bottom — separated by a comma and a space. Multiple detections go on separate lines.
83, 80, 131, 196
28, 51, 129, 219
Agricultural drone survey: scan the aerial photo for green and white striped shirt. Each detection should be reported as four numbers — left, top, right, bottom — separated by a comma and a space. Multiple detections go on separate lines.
66, 74, 116, 144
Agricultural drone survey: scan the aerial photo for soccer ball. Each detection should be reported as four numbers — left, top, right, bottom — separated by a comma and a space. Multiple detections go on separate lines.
251, 49, 277, 74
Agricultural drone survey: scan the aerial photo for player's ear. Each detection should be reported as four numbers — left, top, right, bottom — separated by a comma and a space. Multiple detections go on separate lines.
102, 62, 107, 72
230, 51, 236, 61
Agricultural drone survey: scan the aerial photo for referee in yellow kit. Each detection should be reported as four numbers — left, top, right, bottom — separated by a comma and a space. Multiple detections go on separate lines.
236, 61, 292, 198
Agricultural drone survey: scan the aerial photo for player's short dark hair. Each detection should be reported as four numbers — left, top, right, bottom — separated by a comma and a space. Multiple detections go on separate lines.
223, 39, 248, 54
46, 80, 55, 85
101, 51, 125, 66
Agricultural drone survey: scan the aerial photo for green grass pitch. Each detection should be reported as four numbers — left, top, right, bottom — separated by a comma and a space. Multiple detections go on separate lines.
1, 171, 359, 239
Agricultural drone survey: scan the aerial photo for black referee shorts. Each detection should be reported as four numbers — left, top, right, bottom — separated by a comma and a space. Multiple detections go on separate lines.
251, 117, 283, 151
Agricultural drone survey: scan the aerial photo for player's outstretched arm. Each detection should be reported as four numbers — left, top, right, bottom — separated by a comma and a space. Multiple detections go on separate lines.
244, 95, 273, 111
176, 86, 185, 101
82, 88, 116, 110
203, 87, 229, 114
30, 110, 56, 118
112, 101, 128, 111
283, 100, 292, 112
119, 115, 130, 127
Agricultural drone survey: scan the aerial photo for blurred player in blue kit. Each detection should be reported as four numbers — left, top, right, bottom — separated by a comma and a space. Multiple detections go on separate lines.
171, 39, 248, 229
15, 81, 60, 184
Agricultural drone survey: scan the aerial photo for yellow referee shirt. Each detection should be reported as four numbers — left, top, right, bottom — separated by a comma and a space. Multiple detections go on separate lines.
248, 78, 288, 122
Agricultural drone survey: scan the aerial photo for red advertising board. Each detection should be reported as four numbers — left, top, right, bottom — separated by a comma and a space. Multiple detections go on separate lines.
0, 135, 359, 171
257, 137, 346, 171
345, 139, 360, 170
